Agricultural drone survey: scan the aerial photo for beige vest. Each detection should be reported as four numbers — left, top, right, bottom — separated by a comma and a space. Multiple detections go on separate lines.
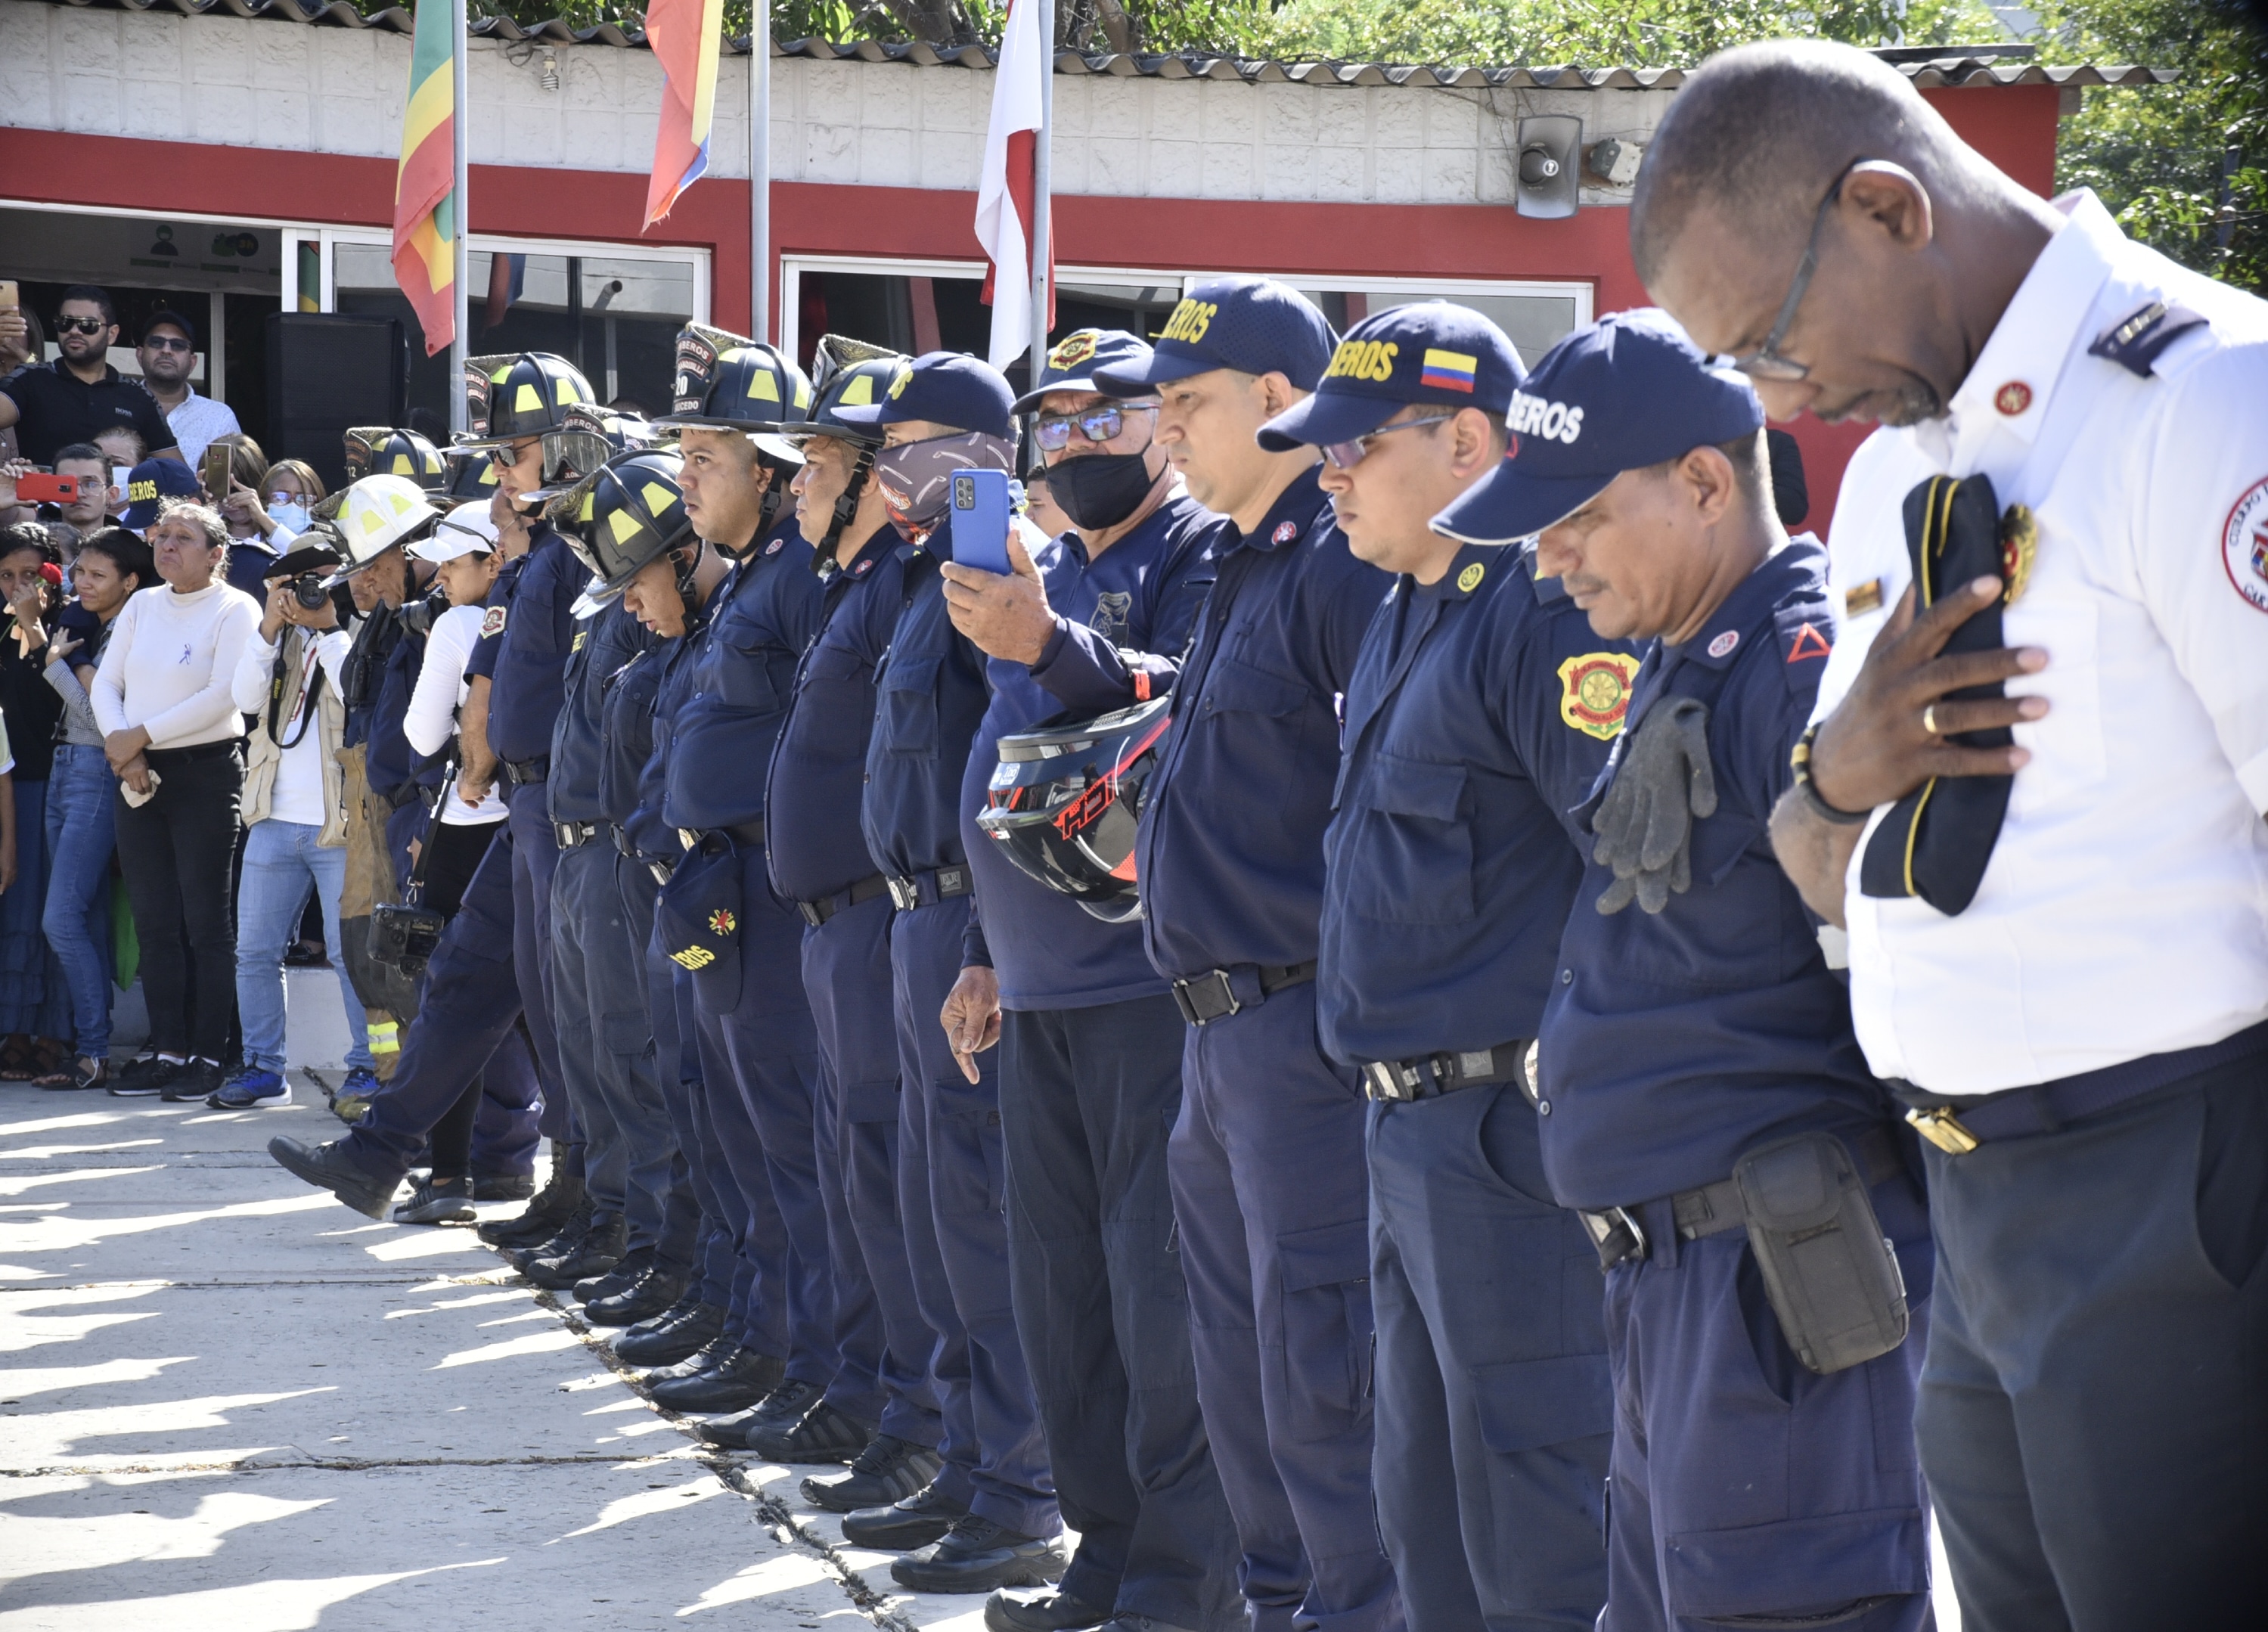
240, 625, 348, 845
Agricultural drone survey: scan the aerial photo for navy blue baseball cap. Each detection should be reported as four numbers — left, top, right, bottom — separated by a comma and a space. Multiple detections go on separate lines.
834, 351, 1016, 439
1091, 277, 1337, 394
1011, 328, 1154, 414
1256, 302, 1524, 452
1433, 309, 1764, 546
123, 456, 203, 530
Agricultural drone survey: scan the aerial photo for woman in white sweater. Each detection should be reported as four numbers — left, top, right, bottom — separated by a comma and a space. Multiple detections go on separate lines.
91, 500, 262, 1100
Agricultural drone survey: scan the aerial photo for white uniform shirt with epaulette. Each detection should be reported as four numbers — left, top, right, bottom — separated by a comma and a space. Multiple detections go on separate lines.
1813, 189, 2268, 1098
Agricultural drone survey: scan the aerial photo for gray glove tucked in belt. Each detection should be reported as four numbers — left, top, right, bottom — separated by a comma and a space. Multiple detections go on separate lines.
1591, 697, 1717, 916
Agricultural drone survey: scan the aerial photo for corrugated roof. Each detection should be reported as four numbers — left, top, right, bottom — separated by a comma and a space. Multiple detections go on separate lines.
30, 0, 2177, 89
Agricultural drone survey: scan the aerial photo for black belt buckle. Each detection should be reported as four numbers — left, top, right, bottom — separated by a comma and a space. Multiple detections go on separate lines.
887, 875, 920, 911
797, 899, 827, 929
1171, 970, 1239, 1027
1362, 1060, 1424, 1103
1580, 1206, 1649, 1274
647, 858, 675, 887
554, 821, 594, 849
677, 827, 700, 853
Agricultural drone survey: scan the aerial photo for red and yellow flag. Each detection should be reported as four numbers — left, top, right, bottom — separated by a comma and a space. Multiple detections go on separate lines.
644, 0, 724, 228
392, 2, 457, 356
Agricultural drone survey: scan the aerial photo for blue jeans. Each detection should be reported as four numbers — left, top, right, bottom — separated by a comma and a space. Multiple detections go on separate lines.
234, 818, 371, 1075
39, 743, 116, 1061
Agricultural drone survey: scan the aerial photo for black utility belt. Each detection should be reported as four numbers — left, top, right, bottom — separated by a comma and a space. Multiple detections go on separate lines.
797, 873, 892, 928
887, 863, 973, 911
144, 739, 240, 765
554, 820, 613, 850
678, 821, 765, 855
1171, 960, 1317, 1028
502, 755, 549, 785
1362, 1041, 1530, 1105
1583, 1123, 1915, 1378
379, 781, 425, 812
1891, 1015, 2268, 1156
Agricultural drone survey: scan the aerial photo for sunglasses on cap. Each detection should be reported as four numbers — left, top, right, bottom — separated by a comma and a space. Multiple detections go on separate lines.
1032, 402, 1159, 453
1320, 414, 1454, 471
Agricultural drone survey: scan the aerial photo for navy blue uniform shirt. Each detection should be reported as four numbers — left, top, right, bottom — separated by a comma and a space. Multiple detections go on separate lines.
1318, 544, 1636, 1066
636, 604, 714, 864
600, 638, 672, 849
1135, 464, 1391, 979
361, 618, 430, 801
664, 522, 824, 835
1537, 535, 1885, 1209
549, 600, 656, 821
765, 525, 908, 906
959, 492, 1222, 1010
862, 523, 991, 883
472, 524, 582, 768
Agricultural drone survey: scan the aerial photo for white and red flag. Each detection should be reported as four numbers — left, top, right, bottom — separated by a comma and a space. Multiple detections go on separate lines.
975, 0, 1054, 368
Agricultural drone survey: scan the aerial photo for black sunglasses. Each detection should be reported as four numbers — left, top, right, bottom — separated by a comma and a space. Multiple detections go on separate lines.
54, 316, 109, 337
1033, 402, 1158, 452
142, 334, 194, 353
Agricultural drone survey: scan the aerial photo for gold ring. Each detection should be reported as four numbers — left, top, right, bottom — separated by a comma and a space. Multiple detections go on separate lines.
1922, 704, 1941, 735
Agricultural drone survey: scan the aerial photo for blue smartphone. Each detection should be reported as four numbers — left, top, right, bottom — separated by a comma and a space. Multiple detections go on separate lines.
950, 469, 1016, 576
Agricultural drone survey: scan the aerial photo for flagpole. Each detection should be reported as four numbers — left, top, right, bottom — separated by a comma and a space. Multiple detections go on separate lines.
1029, 0, 1053, 376
449, 0, 469, 433
749, 4, 770, 341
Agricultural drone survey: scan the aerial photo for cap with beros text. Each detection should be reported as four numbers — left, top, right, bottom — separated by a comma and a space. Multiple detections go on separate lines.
1257, 301, 1525, 451
1432, 308, 1764, 547
123, 456, 203, 531
1091, 277, 1337, 395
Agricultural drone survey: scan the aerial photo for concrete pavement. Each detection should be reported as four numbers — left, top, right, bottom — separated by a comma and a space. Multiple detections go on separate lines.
0, 1085, 1010, 1632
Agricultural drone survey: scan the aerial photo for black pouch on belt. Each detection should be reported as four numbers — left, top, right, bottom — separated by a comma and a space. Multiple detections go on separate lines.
1732, 1130, 1910, 1376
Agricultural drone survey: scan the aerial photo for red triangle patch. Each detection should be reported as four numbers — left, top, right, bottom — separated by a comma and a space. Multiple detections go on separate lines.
1786, 622, 1831, 662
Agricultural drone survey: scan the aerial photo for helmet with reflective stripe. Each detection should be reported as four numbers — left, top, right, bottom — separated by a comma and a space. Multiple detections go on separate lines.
443, 445, 499, 502
787, 334, 907, 448
551, 449, 696, 606
461, 352, 596, 445
660, 323, 814, 435
343, 427, 448, 492
327, 473, 442, 577
975, 695, 1174, 923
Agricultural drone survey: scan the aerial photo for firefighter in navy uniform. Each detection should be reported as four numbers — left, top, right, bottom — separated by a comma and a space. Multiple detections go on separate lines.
1432, 312, 1933, 1632
752, 339, 948, 1481
824, 351, 1069, 1595
1272, 304, 1630, 1629
1093, 280, 1403, 1632
632, 330, 835, 1416
939, 329, 1246, 1632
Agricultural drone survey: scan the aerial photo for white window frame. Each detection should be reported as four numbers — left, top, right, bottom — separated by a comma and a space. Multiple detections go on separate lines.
778, 254, 1593, 363
306, 228, 711, 322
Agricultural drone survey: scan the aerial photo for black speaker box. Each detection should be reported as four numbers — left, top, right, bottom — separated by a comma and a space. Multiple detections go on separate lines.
265, 313, 408, 491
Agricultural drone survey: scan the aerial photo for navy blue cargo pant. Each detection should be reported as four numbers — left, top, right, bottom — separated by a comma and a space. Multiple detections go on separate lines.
641, 883, 735, 1313
1916, 1044, 2268, 1632
1001, 994, 1246, 1631
892, 899, 1057, 1537
1601, 1150, 1933, 1632
691, 847, 835, 1379
1369, 1084, 1610, 1631
1171, 980, 1401, 1632
548, 839, 630, 1227
802, 891, 940, 1447
504, 780, 567, 1147
681, 966, 789, 1356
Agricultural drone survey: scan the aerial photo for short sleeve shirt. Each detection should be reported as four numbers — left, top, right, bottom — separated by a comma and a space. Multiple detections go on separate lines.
0, 361, 176, 467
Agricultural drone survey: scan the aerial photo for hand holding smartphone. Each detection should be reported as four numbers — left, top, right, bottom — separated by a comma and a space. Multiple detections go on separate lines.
12, 473, 82, 504
949, 469, 1016, 576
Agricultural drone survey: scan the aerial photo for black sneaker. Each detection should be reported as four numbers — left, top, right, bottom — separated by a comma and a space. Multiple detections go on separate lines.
392, 1174, 476, 1225
747, 1399, 874, 1466
108, 1054, 180, 1097
800, 1434, 944, 1513
162, 1060, 225, 1103
892, 1513, 1069, 1594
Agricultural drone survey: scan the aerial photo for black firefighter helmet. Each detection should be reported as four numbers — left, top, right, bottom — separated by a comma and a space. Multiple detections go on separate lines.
789, 334, 907, 446
343, 427, 448, 491
552, 449, 697, 607
661, 322, 813, 436
461, 351, 595, 444
976, 695, 1174, 923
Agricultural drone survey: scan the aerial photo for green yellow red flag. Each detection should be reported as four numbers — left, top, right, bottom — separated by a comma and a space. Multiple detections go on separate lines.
392, 2, 457, 356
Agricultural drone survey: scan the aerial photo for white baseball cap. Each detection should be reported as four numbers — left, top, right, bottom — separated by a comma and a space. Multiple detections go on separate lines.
409, 502, 501, 563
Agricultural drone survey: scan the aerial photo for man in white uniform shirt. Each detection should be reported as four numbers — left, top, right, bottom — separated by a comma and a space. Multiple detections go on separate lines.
1630, 39, 2268, 1630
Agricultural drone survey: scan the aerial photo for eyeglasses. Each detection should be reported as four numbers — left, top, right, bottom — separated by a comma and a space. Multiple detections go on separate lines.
1321, 414, 1454, 470
1728, 156, 1870, 383
54, 317, 108, 337
1032, 402, 1158, 452
141, 335, 193, 353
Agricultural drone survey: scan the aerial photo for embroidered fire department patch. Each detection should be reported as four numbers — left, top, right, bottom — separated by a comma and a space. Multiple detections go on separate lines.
2223, 476, 2268, 616
707, 908, 738, 936
1557, 651, 1640, 740
479, 606, 507, 638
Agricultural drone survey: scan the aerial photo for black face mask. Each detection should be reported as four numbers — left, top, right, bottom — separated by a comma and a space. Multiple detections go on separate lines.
1047, 451, 1156, 532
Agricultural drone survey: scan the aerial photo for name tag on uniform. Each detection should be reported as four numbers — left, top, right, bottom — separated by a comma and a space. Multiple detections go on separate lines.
1843, 578, 1884, 617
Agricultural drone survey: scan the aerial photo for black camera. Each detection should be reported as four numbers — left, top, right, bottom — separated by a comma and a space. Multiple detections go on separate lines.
290, 571, 331, 610
397, 587, 447, 638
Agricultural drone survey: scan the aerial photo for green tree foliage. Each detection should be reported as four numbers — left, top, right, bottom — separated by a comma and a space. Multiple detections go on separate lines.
455, 0, 2263, 288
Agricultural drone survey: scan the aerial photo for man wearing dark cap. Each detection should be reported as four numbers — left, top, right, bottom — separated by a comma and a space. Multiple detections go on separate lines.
938, 327, 1244, 1632
1435, 309, 1931, 1632
135, 311, 240, 467
1094, 278, 1402, 1632
0, 286, 180, 468
1635, 39, 2268, 1628
1271, 303, 1632, 1628
120, 457, 203, 534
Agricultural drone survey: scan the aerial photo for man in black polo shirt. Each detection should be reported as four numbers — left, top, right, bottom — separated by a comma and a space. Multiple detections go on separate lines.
0, 285, 181, 467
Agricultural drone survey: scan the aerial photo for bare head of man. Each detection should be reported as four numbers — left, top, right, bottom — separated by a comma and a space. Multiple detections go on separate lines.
1631, 39, 2064, 429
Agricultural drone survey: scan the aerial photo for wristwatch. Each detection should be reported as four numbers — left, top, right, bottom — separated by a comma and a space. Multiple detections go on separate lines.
1790, 721, 1872, 826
